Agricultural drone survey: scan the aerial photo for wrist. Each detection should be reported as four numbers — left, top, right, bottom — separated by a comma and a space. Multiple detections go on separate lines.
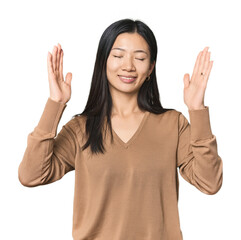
49, 97, 66, 104
188, 105, 206, 111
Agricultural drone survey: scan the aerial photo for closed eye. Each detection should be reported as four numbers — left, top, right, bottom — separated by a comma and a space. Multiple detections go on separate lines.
113, 55, 145, 61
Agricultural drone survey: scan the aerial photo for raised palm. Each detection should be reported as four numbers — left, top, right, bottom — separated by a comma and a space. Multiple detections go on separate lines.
47, 43, 72, 104
183, 46, 213, 110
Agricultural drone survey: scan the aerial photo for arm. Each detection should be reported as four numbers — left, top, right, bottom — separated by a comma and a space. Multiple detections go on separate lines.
177, 106, 223, 195
18, 97, 77, 187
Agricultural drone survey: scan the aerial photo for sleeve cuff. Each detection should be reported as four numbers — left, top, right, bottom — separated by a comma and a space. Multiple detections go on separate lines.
188, 106, 212, 141
36, 97, 67, 135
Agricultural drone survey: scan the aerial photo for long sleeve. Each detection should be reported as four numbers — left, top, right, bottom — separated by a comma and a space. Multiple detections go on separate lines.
177, 106, 223, 195
18, 97, 77, 187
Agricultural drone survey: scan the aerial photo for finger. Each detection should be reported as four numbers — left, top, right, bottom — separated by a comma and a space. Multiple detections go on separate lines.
56, 43, 60, 71
65, 72, 72, 86
201, 51, 211, 75
47, 52, 54, 75
202, 46, 209, 52
198, 47, 209, 75
192, 51, 202, 79
183, 73, 190, 88
52, 46, 57, 71
59, 49, 64, 81
204, 61, 213, 84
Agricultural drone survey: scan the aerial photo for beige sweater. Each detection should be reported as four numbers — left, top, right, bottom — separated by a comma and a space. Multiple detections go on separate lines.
18, 97, 223, 240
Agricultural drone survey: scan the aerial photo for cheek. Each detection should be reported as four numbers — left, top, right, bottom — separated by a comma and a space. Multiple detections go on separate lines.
137, 63, 151, 75
106, 58, 120, 74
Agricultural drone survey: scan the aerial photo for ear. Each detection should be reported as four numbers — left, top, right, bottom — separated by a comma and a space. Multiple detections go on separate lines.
148, 61, 155, 76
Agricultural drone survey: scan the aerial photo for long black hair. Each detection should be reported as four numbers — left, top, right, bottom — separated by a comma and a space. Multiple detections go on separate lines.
72, 18, 173, 155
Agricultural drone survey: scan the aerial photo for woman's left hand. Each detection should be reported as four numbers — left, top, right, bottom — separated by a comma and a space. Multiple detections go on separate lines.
183, 46, 213, 111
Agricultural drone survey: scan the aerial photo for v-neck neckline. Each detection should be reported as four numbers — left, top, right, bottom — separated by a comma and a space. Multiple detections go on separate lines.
112, 111, 150, 149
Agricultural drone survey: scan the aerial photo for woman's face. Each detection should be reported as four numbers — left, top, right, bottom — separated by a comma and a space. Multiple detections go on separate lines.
106, 32, 155, 95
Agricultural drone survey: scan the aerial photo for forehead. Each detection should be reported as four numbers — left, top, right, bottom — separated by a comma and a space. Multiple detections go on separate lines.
112, 32, 149, 52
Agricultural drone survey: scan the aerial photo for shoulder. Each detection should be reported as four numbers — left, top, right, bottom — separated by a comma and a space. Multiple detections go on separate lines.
148, 109, 189, 131
64, 114, 87, 135
149, 108, 182, 122
163, 109, 189, 127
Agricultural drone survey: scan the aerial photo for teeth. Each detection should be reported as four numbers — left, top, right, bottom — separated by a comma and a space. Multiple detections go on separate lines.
121, 76, 135, 79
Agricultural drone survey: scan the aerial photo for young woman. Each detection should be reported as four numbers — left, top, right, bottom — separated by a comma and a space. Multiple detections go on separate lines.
18, 19, 223, 240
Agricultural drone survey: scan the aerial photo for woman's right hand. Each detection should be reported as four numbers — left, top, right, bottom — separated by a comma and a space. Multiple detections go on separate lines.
47, 43, 72, 104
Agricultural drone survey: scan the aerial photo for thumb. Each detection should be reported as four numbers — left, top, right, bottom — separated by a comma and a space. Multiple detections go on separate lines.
183, 73, 190, 88
65, 72, 72, 86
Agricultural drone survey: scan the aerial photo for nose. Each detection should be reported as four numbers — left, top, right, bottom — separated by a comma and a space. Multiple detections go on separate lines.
122, 56, 135, 71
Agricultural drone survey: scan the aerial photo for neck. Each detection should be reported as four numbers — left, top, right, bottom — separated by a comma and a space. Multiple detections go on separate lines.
110, 91, 142, 117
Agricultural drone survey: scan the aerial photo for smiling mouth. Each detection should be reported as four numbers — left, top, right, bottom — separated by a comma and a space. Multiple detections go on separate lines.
118, 75, 137, 83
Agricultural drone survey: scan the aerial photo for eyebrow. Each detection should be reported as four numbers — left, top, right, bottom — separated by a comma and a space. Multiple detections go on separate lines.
111, 47, 148, 55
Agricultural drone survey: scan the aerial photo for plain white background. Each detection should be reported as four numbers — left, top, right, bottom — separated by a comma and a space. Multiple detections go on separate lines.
0, 0, 240, 239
